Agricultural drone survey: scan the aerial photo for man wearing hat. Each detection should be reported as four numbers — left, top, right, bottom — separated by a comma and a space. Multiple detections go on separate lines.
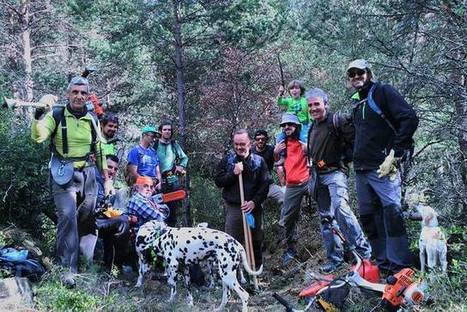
31, 76, 109, 287
126, 125, 162, 189
273, 113, 309, 265
346, 59, 419, 273
127, 176, 169, 229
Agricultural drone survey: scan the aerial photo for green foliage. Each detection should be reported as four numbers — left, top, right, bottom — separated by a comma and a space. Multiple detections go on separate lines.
0, 110, 52, 235
37, 281, 100, 312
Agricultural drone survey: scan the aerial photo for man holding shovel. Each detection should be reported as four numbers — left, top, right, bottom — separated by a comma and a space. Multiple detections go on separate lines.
215, 129, 270, 270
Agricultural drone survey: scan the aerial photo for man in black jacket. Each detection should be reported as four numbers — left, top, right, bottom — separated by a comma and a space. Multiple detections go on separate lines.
307, 88, 371, 273
347, 59, 419, 273
215, 129, 270, 268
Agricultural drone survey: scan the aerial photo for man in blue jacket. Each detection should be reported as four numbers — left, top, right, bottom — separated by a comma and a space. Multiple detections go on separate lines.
347, 59, 419, 274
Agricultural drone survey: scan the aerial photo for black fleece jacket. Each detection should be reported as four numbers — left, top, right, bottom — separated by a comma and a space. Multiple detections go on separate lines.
352, 81, 419, 170
214, 152, 270, 208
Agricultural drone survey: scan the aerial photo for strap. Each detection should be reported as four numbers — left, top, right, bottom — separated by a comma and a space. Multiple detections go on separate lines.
61, 111, 68, 154
367, 84, 396, 133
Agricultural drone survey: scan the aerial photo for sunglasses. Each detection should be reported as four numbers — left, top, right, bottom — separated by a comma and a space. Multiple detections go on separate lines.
282, 122, 296, 127
347, 69, 366, 78
255, 137, 267, 142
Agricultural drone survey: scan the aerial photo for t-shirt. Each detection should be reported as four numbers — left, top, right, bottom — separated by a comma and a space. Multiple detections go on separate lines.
251, 145, 275, 172
277, 96, 309, 125
284, 139, 309, 185
127, 145, 159, 177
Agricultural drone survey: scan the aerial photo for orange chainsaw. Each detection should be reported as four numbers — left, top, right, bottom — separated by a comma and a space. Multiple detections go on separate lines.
274, 225, 425, 312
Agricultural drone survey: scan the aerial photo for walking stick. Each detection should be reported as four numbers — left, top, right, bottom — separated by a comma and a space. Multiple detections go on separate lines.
238, 170, 259, 290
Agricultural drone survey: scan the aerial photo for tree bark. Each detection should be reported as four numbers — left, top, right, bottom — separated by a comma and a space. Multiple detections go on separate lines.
21, 0, 33, 101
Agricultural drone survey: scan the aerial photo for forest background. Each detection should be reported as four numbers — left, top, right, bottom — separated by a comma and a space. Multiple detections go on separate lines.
0, 0, 465, 311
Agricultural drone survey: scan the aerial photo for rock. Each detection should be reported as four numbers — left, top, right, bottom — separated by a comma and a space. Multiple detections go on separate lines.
0, 277, 34, 311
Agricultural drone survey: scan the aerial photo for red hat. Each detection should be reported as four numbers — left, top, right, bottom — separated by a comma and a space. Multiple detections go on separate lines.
135, 176, 153, 186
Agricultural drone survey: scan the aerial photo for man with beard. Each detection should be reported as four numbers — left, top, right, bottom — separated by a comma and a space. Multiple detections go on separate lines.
100, 113, 119, 156
31, 76, 109, 287
273, 113, 309, 265
155, 120, 188, 226
306, 88, 371, 273
215, 129, 270, 268
346, 59, 418, 273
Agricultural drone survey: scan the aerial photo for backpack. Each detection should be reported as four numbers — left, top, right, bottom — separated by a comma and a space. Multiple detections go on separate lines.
50, 105, 98, 157
307, 112, 353, 167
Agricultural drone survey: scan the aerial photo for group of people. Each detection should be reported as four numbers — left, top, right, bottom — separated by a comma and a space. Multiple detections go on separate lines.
31, 58, 418, 288
215, 59, 418, 276
31, 78, 188, 287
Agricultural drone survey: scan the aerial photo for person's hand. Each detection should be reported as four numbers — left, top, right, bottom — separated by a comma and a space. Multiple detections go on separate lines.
104, 179, 115, 196
241, 200, 255, 213
35, 94, 58, 119
233, 162, 243, 175
377, 149, 398, 180
175, 165, 186, 175
278, 85, 285, 96
274, 142, 286, 155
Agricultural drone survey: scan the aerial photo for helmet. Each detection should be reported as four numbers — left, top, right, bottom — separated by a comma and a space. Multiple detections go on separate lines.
280, 113, 301, 126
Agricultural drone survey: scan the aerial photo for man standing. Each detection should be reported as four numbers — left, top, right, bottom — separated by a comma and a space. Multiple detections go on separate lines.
215, 129, 270, 269
155, 120, 188, 227
273, 113, 309, 265
100, 113, 119, 156
347, 59, 418, 273
126, 126, 162, 190
251, 129, 284, 218
31, 76, 109, 287
306, 88, 372, 273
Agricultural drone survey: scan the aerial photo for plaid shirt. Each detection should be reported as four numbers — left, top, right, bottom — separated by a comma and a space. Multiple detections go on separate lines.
127, 192, 166, 228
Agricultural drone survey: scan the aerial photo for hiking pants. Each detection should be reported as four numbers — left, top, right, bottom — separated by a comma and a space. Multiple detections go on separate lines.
355, 170, 412, 271
224, 201, 263, 268
162, 181, 182, 227
316, 170, 371, 263
281, 181, 308, 250
51, 166, 98, 273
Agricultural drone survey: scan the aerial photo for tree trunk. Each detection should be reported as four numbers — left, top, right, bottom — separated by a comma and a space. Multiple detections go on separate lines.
172, 0, 186, 148
21, 0, 33, 101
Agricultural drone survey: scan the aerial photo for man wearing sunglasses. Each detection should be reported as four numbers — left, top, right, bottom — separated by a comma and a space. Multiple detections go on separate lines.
347, 59, 419, 274
273, 113, 309, 265
251, 130, 284, 211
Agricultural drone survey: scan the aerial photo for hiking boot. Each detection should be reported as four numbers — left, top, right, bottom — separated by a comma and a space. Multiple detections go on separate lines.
282, 248, 296, 266
62, 272, 76, 289
319, 261, 344, 274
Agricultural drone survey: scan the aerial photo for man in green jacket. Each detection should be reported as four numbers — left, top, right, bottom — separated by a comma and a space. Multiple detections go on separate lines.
155, 120, 188, 226
31, 76, 109, 288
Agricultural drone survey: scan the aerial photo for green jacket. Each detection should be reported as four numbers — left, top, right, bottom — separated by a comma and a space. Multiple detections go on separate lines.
277, 96, 309, 125
156, 140, 188, 184
31, 107, 107, 170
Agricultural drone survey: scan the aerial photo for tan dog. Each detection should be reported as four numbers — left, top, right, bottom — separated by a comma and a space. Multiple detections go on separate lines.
417, 205, 447, 273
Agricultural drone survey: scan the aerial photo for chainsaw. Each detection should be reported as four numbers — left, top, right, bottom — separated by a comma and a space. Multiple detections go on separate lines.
274, 224, 426, 312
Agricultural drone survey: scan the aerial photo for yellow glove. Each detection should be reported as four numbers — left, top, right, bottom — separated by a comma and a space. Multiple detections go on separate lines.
377, 149, 398, 180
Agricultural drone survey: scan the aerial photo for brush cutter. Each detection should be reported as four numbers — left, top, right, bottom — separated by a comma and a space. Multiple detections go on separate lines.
274, 224, 426, 312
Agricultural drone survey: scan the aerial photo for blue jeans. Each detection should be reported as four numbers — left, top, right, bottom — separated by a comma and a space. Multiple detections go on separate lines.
316, 170, 371, 263
355, 170, 412, 270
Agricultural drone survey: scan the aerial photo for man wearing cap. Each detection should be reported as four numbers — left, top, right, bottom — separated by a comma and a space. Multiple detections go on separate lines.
273, 113, 309, 265
127, 176, 169, 229
306, 87, 372, 273
346, 59, 418, 272
215, 129, 270, 269
155, 120, 188, 227
251, 129, 284, 217
31, 76, 109, 287
126, 126, 162, 189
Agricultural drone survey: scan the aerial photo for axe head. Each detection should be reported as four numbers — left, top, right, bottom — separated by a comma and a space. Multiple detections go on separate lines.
4, 97, 17, 109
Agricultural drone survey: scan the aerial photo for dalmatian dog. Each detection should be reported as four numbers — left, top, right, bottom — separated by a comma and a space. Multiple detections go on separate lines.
417, 204, 447, 273
135, 220, 263, 312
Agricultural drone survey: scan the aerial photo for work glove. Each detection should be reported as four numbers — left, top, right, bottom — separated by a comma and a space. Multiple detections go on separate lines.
377, 149, 398, 180
34, 94, 57, 119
